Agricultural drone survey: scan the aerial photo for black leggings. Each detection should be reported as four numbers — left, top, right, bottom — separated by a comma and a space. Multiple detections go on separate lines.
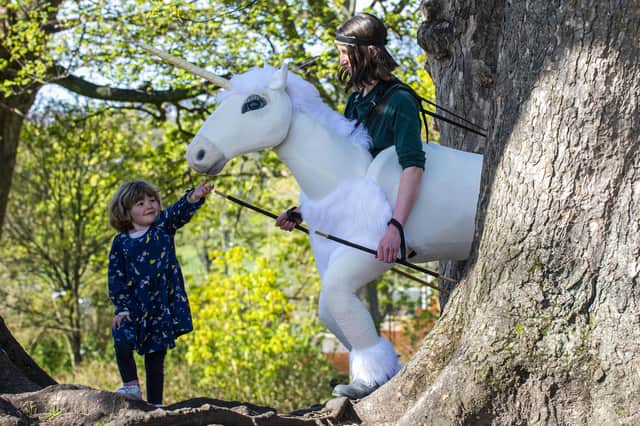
114, 340, 166, 405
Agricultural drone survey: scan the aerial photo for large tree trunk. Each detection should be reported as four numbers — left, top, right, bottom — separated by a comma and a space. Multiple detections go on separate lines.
0, 92, 36, 239
417, 0, 494, 312
357, 0, 640, 424
0, 94, 55, 395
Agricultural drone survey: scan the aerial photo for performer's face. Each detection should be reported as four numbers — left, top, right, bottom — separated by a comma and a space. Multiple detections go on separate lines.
336, 43, 352, 75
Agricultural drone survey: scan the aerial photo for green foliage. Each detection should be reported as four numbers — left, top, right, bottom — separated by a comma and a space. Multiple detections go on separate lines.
29, 331, 72, 375
411, 54, 440, 142
2, 0, 430, 107
185, 246, 334, 411
41, 404, 64, 421
373, 270, 440, 361
0, 2, 56, 96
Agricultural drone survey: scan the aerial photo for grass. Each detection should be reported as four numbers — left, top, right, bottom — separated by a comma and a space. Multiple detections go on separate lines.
41, 405, 64, 421
55, 355, 198, 405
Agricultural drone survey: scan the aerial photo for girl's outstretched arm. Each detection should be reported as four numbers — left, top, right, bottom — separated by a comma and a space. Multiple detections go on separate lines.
158, 180, 213, 234
187, 181, 214, 203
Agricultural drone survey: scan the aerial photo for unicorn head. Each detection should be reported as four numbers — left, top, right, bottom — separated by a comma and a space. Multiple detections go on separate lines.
186, 64, 293, 174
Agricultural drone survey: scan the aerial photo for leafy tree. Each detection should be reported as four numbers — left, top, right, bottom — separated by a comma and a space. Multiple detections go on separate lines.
185, 246, 335, 411
0, 0, 425, 234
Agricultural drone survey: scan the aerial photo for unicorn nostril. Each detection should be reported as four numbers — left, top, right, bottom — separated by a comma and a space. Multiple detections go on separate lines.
196, 149, 206, 161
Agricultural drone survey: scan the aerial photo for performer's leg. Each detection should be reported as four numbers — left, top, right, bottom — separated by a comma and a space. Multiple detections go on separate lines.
318, 290, 352, 351
322, 250, 399, 397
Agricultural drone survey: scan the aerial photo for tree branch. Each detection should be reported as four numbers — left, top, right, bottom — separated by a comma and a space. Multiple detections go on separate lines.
48, 66, 211, 103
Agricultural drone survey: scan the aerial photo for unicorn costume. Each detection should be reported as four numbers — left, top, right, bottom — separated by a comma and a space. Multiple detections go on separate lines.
166, 59, 482, 399
137, 40, 482, 400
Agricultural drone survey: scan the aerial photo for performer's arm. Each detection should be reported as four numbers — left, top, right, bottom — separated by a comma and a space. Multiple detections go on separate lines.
376, 166, 423, 263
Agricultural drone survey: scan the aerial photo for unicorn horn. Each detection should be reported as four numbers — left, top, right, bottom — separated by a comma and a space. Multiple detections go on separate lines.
136, 42, 231, 90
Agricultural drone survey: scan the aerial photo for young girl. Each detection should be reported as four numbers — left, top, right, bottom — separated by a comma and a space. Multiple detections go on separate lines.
107, 179, 213, 406
276, 13, 424, 400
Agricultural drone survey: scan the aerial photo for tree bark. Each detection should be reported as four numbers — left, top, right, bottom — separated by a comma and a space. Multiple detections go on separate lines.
0, 90, 58, 395
357, 0, 640, 424
417, 0, 496, 312
0, 315, 56, 393
0, 92, 36, 239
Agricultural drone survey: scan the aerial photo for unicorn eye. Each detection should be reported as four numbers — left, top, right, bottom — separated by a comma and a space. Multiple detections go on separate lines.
241, 95, 267, 113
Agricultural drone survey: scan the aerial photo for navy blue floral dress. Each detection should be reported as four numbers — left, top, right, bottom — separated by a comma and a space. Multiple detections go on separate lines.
108, 194, 204, 354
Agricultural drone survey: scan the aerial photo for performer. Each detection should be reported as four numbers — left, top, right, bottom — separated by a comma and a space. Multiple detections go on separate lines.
277, 12, 424, 399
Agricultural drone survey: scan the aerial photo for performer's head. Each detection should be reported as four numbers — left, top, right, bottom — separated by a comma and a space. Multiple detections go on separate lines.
335, 13, 398, 91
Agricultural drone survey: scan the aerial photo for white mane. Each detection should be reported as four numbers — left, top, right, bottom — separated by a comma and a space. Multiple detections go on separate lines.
217, 65, 371, 150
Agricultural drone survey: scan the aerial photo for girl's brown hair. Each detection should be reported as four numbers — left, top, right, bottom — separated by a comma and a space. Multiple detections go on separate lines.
108, 180, 162, 233
336, 13, 399, 91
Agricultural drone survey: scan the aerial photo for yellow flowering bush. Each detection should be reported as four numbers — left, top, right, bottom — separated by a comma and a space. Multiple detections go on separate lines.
186, 246, 334, 411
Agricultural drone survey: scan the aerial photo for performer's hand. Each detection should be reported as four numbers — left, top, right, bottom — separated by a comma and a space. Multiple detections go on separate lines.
376, 224, 401, 263
275, 207, 301, 231
188, 181, 214, 203
112, 312, 131, 329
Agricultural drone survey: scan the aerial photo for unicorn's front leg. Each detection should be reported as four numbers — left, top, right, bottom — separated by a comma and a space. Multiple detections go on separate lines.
319, 250, 399, 399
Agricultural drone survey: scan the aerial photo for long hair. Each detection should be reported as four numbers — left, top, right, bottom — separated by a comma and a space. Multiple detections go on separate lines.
336, 13, 399, 91
108, 180, 162, 233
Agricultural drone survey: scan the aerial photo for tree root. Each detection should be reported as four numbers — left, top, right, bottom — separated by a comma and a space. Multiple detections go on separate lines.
0, 384, 361, 425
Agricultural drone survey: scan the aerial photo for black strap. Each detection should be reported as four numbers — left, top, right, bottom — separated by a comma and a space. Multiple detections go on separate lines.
397, 84, 487, 137
335, 34, 385, 47
387, 218, 407, 262
355, 80, 429, 142
358, 81, 487, 139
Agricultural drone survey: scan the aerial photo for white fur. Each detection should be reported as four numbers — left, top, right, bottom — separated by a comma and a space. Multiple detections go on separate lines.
300, 177, 391, 279
350, 337, 400, 386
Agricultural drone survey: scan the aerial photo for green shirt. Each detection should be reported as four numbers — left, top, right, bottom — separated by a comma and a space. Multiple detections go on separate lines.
344, 79, 425, 170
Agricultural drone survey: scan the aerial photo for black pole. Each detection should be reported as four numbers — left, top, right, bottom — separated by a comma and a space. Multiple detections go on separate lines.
314, 231, 456, 283
214, 190, 456, 289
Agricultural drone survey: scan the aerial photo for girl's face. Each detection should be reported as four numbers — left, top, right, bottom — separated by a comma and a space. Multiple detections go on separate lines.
337, 43, 352, 75
129, 195, 160, 230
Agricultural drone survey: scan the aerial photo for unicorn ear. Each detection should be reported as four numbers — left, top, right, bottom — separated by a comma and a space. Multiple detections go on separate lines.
269, 62, 289, 91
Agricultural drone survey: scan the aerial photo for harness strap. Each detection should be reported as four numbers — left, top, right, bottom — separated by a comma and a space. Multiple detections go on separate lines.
357, 81, 396, 127
359, 81, 487, 139
387, 218, 407, 262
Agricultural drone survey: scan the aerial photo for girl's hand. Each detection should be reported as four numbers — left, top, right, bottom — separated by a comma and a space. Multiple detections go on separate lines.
188, 181, 214, 203
112, 312, 131, 329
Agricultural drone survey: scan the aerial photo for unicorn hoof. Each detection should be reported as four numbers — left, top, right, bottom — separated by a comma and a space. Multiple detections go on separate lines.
332, 380, 379, 400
